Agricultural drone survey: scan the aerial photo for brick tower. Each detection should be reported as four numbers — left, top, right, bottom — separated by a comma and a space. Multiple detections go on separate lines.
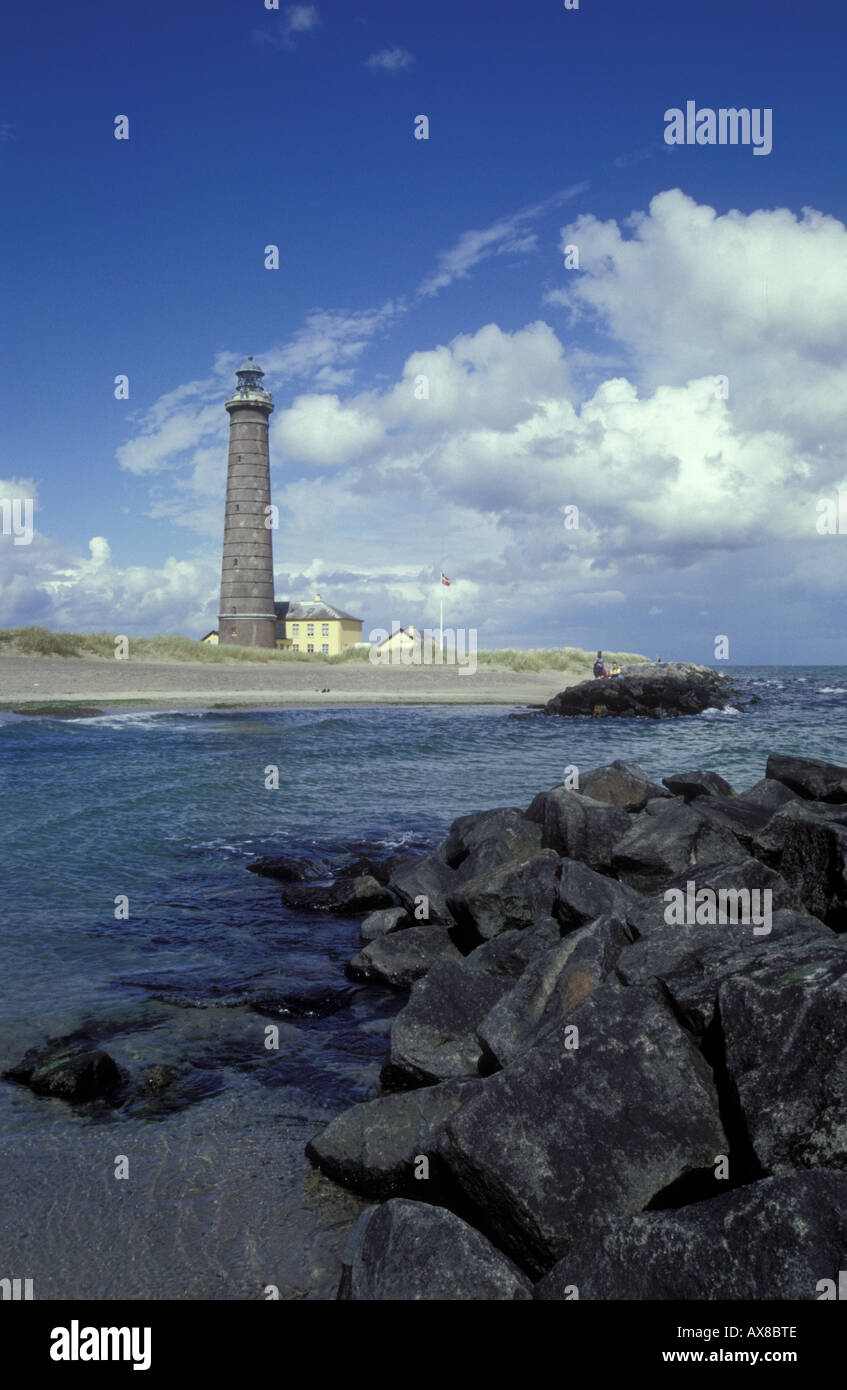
218, 356, 277, 647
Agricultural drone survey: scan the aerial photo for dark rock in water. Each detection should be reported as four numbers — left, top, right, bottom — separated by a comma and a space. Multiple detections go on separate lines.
5, 1044, 121, 1103
463, 919, 561, 980
442, 807, 539, 869
524, 788, 630, 872
437, 983, 727, 1276
766, 753, 847, 804
249, 987, 355, 1019
556, 858, 642, 931
446, 850, 562, 942
360, 906, 411, 943
534, 1171, 847, 1300
338, 1199, 532, 1301
610, 798, 739, 893
540, 662, 736, 720
477, 916, 628, 1070
281, 874, 393, 914
347, 925, 462, 990
577, 760, 669, 811
341, 853, 406, 886
662, 769, 736, 801
305, 1077, 482, 1198
388, 851, 457, 925
718, 946, 847, 1172
618, 904, 832, 1036
739, 777, 799, 812
382, 959, 514, 1088
246, 855, 326, 883
142, 1064, 179, 1092
779, 816, 847, 929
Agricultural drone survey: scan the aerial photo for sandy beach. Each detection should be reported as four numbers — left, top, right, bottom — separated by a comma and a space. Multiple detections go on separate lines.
0, 652, 585, 711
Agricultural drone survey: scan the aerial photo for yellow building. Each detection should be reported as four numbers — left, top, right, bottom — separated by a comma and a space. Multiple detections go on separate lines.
200, 630, 219, 645
275, 594, 363, 655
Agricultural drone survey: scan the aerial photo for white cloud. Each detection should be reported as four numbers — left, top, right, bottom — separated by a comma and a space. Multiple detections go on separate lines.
254, 4, 319, 51
366, 47, 414, 72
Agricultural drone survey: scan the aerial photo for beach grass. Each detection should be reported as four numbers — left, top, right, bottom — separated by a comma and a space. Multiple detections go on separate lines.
0, 626, 646, 671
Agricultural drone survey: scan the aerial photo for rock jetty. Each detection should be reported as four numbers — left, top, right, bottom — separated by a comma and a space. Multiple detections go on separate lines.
524, 661, 743, 720
305, 753, 847, 1299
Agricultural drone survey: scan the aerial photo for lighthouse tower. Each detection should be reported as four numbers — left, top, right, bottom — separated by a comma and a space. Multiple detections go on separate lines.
218, 356, 277, 648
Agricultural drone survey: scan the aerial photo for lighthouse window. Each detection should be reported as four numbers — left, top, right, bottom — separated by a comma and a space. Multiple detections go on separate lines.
233, 558, 237, 565
235, 504, 240, 511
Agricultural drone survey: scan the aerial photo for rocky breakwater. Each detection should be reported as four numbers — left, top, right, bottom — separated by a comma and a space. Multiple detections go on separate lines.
523, 660, 745, 720
305, 754, 847, 1300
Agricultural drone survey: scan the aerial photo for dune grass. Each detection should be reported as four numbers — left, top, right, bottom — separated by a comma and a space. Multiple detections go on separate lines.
0, 627, 647, 671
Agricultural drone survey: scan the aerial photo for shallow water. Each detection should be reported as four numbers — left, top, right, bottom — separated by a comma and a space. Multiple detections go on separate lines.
0, 667, 845, 1297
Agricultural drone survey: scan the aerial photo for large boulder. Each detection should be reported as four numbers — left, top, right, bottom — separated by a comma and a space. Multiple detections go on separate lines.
305, 1077, 482, 1198
5, 1044, 121, 1103
688, 795, 777, 855
446, 850, 562, 943
751, 800, 847, 871
779, 816, 847, 929
718, 946, 847, 1173
388, 851, 458, 925
346, 925, 462, 990
535, 1172, 847, 1300
524, 788, 630, 872
462, 919, 561, 980
623, 855, 799, 943
662, 769, 736, 801
576, 760, 669, 811
620, 906, 835, 1036
610, 798, 740, 893
338, 1199, 532, 1301
556, 858, 642, 931
477, 916, 628, 1070
381, 959, 514, 1088
437, 983, 727, 1276
766, 753, 847, 804
442, 808, 542, 872
540, 662, 737, 720
739, 777, 799, 813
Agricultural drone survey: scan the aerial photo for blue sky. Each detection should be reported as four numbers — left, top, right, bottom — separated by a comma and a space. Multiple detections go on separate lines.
2, 0, 847, 661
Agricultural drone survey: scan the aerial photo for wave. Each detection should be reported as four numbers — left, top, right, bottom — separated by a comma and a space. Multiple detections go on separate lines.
699, 705, 741, 716
819, 687, 847, 694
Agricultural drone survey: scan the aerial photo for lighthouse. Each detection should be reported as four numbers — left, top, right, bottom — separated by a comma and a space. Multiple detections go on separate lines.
217, 356, 277, 648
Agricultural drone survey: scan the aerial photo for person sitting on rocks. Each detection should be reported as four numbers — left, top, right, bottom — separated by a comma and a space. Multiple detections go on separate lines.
593, 650, 606, 678
610, 662, 621, 677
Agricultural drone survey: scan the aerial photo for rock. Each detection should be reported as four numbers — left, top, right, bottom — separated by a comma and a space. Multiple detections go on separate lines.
688, 795, 776, 854
5, 1044, 121, 1103
739, 777, 799, 812
620, 906, 834, 1036
281, 874, 393, 914
342, 853, 405, 885
143, 1064, 178, 1092
556, 858, 642, 931
446, 850, 562, 943
347, 925, 462, 990
623, 856, 799, 941
452, 826, 546, 886
305, 1077, 482, 1198
463, 920, 561, 980
779, 815, 847, 929
382, 960, 514, 1088
360, 906, 411, 943
535, 1172, 847, 1300
442, 808, 541, 870
338, 1199, 532, 1301
249, 986, 355, 1019
388, 852, 457, 925
524, 788, 630, 872
610, 798, 740, 894
246, 855, 326, 883
662, 769, 736, 801
751, 800, 847, 870
576, 760, 669, 811
477, 916, 628, 1070
766, 752, 847, 804
540, 662, 737, 720
718, 945, 847, 1172
438, 983, 727, 1276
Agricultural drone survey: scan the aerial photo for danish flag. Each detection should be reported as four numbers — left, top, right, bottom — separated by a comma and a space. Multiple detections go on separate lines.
441, 572, 451, 586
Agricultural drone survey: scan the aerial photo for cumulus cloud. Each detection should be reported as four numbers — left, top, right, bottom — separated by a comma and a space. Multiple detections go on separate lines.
366, 47, 414, 71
